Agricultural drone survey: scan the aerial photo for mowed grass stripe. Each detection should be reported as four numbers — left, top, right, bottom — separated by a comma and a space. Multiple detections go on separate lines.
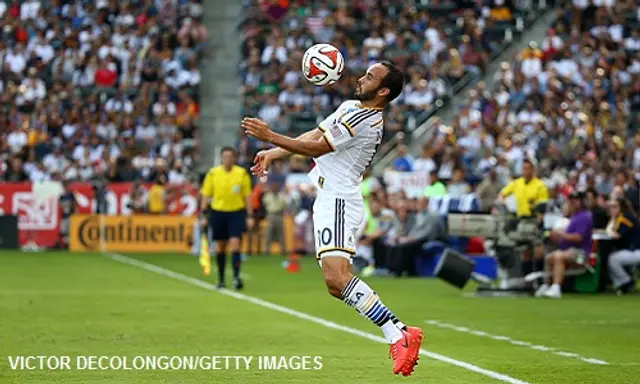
104, 251, 531, 384
0, 252, 499, 384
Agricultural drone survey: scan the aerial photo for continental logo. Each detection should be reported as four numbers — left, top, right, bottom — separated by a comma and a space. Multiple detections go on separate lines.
69, 215, 195, 252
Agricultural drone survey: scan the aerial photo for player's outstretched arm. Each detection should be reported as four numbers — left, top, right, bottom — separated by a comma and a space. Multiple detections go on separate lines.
263, 128, 324, 159
250, 128, 324, 177
242, 118, 331, 158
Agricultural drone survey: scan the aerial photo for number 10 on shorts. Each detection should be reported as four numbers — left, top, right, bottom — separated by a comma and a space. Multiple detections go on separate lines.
317, 228, 332, 250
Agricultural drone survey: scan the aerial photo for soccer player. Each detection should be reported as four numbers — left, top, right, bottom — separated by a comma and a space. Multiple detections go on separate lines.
241, 62, 424, 376
200, 147, 254, 290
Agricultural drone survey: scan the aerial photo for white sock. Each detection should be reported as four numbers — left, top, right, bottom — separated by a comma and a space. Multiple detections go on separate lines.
342, 276, 405, 343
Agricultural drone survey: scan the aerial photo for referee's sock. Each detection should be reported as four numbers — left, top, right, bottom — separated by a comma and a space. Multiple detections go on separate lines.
216, 252, 226, 283
232, 251, 241, 280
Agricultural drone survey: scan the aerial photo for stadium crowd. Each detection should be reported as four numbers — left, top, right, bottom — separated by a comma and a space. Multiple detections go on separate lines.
239, 0, 543, 148
0, 0, 206, 185
388, 0, 640, 210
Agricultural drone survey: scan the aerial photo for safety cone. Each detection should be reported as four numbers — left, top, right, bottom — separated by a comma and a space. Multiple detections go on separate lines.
286, 253, 300, 273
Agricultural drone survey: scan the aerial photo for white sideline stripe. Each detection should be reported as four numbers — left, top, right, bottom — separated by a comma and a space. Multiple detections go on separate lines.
425, 320, 609, 365
103, 252, 530, 384
561, 320, 640, 325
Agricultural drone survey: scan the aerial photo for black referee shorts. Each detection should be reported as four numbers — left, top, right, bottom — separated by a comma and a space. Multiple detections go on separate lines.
209, 209, 246, 241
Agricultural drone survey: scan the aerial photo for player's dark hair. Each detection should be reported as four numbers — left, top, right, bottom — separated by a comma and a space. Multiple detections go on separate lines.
379, 61, 404, 103
221, 146, 236, 156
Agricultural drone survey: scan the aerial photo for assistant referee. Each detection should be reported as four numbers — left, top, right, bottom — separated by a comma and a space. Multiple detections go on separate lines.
200, 147, 254, 290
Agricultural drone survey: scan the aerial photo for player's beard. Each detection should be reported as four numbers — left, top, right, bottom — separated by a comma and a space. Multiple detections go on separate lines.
354, 85, 377, 101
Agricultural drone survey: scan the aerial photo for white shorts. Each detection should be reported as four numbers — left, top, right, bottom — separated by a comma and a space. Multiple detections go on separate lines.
312, 195, 364, 266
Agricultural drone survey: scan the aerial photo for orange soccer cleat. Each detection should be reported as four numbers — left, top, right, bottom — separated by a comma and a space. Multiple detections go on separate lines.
389, 326, 424, 376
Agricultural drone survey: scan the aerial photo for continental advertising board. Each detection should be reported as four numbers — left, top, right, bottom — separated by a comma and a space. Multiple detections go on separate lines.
69, 215, 195, 253
0, 182, 198, 248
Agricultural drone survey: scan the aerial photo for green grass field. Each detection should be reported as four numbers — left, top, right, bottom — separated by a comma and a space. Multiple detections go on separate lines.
1, 251, 639, 384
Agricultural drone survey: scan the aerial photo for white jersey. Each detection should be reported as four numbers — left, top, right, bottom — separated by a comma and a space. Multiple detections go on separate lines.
308, 100, 383, 199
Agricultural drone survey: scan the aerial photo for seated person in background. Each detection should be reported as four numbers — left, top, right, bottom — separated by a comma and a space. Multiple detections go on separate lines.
386, 198, 445, 277
447, 168, 471, 198
384, 200, 416, 276
606, 198, 640, 295
497, 158, 549, 275
355, 196, 397, 275
475, 169, 502, 212
424, 170, 447, 198
535, 191, 593, 299
586, 188, 609, 230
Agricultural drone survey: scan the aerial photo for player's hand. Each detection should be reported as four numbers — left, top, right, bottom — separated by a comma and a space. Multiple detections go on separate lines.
251, 150, 275, 178
246, 217, 255, 230
242, 117, 273, 142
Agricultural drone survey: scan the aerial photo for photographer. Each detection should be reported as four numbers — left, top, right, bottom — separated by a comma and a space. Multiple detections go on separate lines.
497, 158, 549, 275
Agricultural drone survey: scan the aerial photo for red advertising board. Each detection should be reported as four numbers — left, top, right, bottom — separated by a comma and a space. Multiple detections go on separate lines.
0, 182, 199, 248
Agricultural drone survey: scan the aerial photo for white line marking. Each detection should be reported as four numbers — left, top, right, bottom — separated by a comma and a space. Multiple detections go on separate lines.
425, 320, 609, 365
103, 252, 530, 384
561, 320, 640, 325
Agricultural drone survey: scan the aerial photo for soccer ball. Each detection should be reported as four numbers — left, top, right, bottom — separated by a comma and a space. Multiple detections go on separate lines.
301, 43, 344, 86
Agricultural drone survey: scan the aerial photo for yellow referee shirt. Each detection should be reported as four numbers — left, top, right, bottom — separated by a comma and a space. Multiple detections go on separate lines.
200, 165, 252, 212
500, 177, 549, 217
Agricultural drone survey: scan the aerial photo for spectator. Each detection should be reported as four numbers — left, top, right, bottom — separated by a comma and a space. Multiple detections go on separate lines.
447, 169, 471, 198
586, 188, 609, 229
385, 199, 417, 277
412, 144, 437, 173
606, 197, 640, 295
0, 0, 205, 187
262, 180, 288, 256
424, 170, 447, 198
247, 181, 267, 256
536, 191, 593, 299
392, 144, 413, 172
355, 195, 397, 275
475, 169, 503, 211
385, 197, 446, 277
